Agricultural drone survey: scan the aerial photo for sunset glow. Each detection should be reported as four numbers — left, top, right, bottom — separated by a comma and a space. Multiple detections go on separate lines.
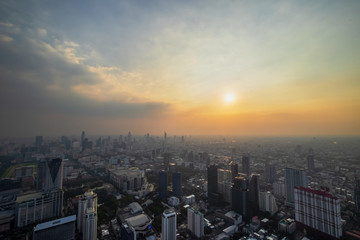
0, 1, 360, 137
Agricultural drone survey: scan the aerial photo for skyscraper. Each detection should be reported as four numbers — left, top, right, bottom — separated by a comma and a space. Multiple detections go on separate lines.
187, 207, 204, 239
231, 163, 239, 181
159, 171, 168, 201
295, 186, 342, 239
44, 158, 64, 191
307, 154, 315, 173
207, 165, 218, 195
78, 191, 97, 236
172, 172, 182, 198
249, 174, 259, 217
242, 155, 250, 176
83, 208, 97, 240
285, 168, 308, 207
265, 162, 276, 184
231, 176, 250, 220
162, 209, 176, 240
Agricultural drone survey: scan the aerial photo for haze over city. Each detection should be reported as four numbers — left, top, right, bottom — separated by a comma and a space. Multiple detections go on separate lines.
1, 0, 360, 137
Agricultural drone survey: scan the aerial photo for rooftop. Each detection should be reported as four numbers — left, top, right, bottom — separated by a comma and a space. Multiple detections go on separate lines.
34, 215, 76, 232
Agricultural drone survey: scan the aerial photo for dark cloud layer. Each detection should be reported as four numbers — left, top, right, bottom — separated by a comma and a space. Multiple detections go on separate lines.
0, 29, 169, 136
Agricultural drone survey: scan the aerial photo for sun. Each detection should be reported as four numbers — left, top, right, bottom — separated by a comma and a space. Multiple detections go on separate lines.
224, 93, 235, 103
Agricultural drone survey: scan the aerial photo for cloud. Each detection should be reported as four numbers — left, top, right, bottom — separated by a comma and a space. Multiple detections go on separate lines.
0, 34, 13, 42
0, 26, 170, 136
37, 28, 47, 37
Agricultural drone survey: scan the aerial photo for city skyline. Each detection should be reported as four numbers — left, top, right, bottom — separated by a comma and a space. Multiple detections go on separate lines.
1, 1, 360, 137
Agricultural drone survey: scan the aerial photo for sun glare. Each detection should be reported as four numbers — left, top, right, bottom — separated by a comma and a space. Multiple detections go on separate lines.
224, 93, 235, 103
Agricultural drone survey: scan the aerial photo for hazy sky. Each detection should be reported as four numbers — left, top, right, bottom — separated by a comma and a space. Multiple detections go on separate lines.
1, 0, 359, 137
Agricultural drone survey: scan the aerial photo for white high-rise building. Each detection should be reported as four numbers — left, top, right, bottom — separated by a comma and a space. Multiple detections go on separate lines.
83, 208, 97, 240
187, 207, 204, 238
77, 191, 97, 240
294, 186, 342, 239
162, 209, 176, 240
259, 191, 278, 215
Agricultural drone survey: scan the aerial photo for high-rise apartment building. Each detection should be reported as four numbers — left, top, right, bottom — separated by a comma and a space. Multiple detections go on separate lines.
259, 192, 278, 215
294, 186, 342, 239
162, 209, 176, 240
285, 168, 308, 207
242, 155, 250, 176
35, 136, 43, 149
159, 171, 168, 201
16, 190, 63, 228
172, 172, 182, 198
187, 207, 204, 239
83, 208, 97, 240
78, 191, 97, 236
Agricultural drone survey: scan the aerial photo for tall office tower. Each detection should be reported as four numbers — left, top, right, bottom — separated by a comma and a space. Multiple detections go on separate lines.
259, 192, 278, 215
78, 191, 97, 234
172, 172, 182, 198
164, 131, 167, 141
231, 163, 239, 181
242, 155, 250, 176
295, 187, 342, 239
162, 209, 176, 240
187, 207, 204, 239
83, 208, 97, 240
35, 136, 43, 149
44, 158, 64, 191
285, 168, 308, 207
265, 162, 276, 184
33, 215, 76, 240
207, 165, 218, 195
159, 171, 168, 201
231, 176, 250, 220
307, 154, 315, 173
249, 174, 260, 217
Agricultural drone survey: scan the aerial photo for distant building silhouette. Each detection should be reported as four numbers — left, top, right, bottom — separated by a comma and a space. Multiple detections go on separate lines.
242, 155, 250, 176
265, 162, 276, 184
172, 172, 182, 198
231, 163, 239, 181
307, 154, 315, 173
159, 171, 168, 201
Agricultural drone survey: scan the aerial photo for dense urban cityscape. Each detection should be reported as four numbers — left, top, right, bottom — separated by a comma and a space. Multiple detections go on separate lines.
0, 133, 359, 239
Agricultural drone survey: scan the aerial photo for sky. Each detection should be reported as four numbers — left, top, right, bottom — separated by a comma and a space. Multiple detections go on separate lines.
0, 0, 360, 137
